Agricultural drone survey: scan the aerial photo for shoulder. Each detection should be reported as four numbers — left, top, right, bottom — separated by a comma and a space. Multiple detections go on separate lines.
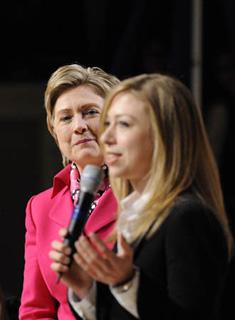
26, 165, 70, 209
27, 187, 53, 206
168, 194, 216, 225
165, 194, 228, 257
25, 187, 55, 221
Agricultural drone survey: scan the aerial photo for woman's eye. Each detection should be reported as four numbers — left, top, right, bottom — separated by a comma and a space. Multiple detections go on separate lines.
60, 115, 72, 122
83, 109, 99, 116
103, 120, 110, 127
118, 121, 130, 127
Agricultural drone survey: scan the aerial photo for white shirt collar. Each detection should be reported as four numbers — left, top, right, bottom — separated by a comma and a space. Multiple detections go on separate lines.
118, 191, 152, 244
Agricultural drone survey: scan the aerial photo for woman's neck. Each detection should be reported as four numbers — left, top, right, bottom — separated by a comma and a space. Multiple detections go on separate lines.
130, 177, 148, 195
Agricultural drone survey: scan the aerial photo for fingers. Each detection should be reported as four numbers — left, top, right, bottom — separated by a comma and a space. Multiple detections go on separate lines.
49, 247, 71, 264
117, 233, 132, 256
89, 233, 113, 259
71, 234, 135, 286
74, 235, 113, 278
74, 235, 100, 268
49, 238, 72, 273
51, 240, 72, 256
51, 261, 69, 274
49, 227, 71, 263
59, 228, 68, 238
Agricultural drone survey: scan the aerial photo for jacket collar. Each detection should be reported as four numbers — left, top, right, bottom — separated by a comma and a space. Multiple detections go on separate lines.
49, 188, 73, 227
49, 165, 73, 226
49, 164, 116, 231
51, 164, 76, 198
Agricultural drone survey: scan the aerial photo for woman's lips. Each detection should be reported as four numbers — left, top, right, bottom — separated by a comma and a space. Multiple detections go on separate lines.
74, 138, 95, 145
105, 153, 121, 165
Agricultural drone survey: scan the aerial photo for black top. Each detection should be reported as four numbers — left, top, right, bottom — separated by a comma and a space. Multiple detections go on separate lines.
96, 193, 229, 320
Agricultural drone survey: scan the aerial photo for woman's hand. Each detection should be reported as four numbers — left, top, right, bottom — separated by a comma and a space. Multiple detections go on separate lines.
49, 228, 93, 299
74, 233, 135, 286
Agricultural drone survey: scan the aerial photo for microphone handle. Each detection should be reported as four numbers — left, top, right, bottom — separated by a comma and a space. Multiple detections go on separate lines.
56, 192, 94, 284
66, 191, 94, 258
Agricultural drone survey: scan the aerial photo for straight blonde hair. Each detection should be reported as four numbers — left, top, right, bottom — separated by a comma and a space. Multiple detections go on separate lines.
99, 73, 233, 257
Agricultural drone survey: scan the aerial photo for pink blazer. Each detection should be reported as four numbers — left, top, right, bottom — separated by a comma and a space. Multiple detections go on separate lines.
19, 165, 117, 319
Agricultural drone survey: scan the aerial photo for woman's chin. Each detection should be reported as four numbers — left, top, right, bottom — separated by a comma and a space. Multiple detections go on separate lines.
73, 152, 104, 169
108, 167, 125, 179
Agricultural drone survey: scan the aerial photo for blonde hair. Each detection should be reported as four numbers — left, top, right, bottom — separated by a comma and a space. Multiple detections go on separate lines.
100, 73, 233, 256
44, 64, 119, 166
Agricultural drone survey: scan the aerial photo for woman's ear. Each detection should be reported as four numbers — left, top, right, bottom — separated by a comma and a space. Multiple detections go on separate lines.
47, 116, 56, 138
50, 124, 58, 143
51, 130, 58, 142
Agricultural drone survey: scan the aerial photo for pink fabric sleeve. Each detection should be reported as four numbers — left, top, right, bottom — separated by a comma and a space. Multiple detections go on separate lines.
19, 196, 57, 320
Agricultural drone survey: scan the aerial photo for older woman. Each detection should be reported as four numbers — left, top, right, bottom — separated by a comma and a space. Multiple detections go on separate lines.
50, 73, 233, 319
19, 64, 119, 319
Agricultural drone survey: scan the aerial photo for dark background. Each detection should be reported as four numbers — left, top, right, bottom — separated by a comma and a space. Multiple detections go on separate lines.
0, 0, 234, 307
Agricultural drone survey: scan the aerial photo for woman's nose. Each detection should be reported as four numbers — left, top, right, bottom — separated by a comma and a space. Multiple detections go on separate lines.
74, 115, 88, 133
100, 126, 114, 144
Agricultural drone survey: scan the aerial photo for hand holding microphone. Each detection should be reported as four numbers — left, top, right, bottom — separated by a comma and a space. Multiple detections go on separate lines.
55, 164, 104, 283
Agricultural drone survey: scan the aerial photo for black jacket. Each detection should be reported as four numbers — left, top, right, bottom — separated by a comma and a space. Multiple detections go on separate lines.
96, 194, 229, 320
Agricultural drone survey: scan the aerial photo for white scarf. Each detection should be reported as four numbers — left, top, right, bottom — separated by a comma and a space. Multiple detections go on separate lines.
117, 191, 152, 245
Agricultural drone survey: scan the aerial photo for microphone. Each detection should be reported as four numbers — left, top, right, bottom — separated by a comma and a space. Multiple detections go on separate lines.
56, 164, 104, 283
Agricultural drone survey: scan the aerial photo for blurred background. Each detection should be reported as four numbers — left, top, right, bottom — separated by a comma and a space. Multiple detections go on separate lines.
0, 0, 234, 303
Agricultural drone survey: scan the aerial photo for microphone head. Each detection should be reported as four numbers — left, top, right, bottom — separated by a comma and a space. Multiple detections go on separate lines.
80, 165, 104, 194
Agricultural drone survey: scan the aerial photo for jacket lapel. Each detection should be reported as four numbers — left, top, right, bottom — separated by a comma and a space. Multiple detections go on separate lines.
85, 188, 117, 233
49, 186, 74, 227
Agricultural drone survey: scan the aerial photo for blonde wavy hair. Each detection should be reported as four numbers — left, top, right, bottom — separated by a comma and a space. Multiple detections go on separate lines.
99, 73, 233, 257
44, 64, 119, 166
